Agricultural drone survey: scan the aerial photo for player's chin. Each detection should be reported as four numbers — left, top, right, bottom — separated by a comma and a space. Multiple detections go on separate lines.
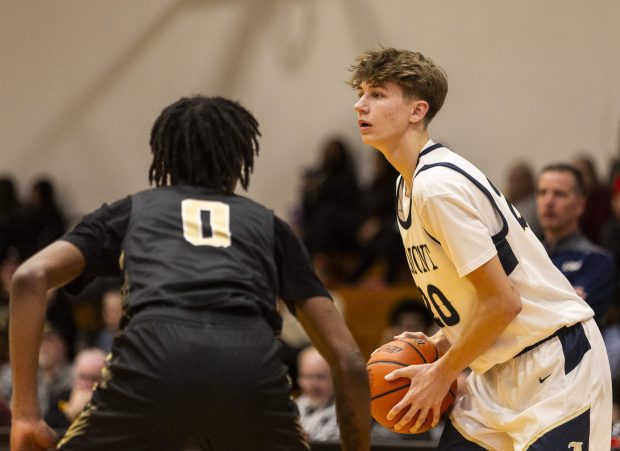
359, 133, 377, 147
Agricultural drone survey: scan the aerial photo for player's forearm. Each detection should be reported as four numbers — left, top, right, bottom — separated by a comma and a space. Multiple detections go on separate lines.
9, 265, 49, 418
434, 255, 522, 379
332, 360, 371, 451
438, 291, 521, 380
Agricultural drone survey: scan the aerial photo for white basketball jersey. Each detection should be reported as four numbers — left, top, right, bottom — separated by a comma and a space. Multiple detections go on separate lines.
397, 141, 593, 374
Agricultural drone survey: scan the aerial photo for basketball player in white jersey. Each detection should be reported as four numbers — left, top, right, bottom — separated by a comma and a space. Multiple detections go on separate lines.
349, 48, 611, 450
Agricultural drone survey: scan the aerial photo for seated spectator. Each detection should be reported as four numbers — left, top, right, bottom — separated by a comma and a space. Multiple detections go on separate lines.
93, 287, 123, 353
504, 161, 542, 238
348, 153, 407, 286
536, 163, 616, 325
603, 304, 620, 385
0, 253, 20, 364
572, 154, 612, 244
299, 137, 362, 282
0, 324, 73, 417
45, 348, 107, 429
37, 325, 74, 417
600, 176, 620, 271
379, 298, 436, 346
295, 345, 339, 442
0, 176, 26, 261
22, 177, 67, 258
45, 288, 77, 360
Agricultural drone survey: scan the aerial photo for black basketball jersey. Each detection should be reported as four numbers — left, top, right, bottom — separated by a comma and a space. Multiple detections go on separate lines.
62, 185, 329, 333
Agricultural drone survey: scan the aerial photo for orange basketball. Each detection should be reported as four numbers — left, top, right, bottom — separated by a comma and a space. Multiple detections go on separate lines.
367, 337, 457, 434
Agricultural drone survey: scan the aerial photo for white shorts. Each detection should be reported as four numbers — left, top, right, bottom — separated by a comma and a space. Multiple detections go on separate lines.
443, 319, 612, 450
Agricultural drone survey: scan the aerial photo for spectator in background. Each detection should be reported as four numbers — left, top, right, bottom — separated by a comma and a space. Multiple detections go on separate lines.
300, 137, 361, 281
22, 177, 67, 258
572, 154, 612, 244
348, 153, 406, 286
45, 289, 77, 360
35, 326, 73, 417
0, 325, 72, 417
600, 176, 620, 271
295, 345, 339, 442
536, 163, 616, 326
504, 161, 542, 238
93, 287, 123, 353
0, 254, 20, 364
45, 348, 107, 429
600, 176, 620, 386
0, 176, 25, 261
379, 298, 436, 346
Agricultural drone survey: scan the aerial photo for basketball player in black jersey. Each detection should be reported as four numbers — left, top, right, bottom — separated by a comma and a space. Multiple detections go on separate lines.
9, 96, 370, 451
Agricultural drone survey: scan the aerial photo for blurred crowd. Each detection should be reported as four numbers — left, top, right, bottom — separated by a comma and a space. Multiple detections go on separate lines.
1, 140, 619, 443
0, 175, 123, 428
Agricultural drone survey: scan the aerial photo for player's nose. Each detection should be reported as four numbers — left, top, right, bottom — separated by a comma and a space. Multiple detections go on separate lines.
354, 97, 368, 113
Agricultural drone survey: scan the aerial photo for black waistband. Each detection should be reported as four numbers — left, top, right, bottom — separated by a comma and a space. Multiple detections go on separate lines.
514, 322, 582, 359
125, 303, 260, 328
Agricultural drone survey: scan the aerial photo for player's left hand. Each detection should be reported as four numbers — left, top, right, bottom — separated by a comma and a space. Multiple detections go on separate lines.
384, 362, 453, 433
394, 330, 450, 356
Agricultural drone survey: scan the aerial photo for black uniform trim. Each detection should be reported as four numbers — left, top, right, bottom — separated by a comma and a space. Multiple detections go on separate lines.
415, 163, 518, 276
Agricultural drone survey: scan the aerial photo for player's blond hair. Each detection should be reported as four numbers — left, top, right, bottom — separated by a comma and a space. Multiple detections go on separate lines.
349, 47, 448, 124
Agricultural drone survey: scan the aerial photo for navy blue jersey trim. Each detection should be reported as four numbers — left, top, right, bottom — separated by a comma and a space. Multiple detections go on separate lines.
416, 143, 443, 167
527, 408, 589, 450
415, 162, 518, 276
423, 227, 441, 245
396, 143, 444, 230
396, 176, 412, 229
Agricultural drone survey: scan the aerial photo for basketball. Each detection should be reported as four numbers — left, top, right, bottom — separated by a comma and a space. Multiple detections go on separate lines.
367, 337, 457, 434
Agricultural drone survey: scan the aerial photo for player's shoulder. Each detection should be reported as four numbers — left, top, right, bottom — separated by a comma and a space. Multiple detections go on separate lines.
413, 148, 486, 200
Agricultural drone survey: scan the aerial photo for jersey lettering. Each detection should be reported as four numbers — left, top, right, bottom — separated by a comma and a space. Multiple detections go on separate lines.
418, 284, 460, 327
181, 199, 231, 247
568, 442, 583, 450
405, 244, 439, 275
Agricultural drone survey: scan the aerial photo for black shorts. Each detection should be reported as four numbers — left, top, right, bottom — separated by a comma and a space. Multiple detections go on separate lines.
57, 308, 309, 451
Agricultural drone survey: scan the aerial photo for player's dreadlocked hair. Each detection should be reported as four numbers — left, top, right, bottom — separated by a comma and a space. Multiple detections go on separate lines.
149, 95, 260, 192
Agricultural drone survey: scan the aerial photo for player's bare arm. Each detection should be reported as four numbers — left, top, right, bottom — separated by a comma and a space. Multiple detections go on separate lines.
296, 296, 371, 451
10, 241, 86, 451
385, 255, 522, 433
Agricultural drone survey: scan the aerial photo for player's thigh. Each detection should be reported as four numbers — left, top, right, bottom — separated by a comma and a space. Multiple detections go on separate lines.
193, 336, 309, 450
56, 322, 194, 450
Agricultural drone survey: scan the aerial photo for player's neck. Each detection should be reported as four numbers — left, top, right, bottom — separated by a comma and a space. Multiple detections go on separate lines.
380, 130, 430, 196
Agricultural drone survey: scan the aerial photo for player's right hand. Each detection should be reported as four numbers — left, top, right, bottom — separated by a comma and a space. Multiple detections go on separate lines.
11, 417, 58, 451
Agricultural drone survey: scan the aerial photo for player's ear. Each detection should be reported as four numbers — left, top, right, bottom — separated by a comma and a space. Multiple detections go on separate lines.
409, 100, 429, 125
